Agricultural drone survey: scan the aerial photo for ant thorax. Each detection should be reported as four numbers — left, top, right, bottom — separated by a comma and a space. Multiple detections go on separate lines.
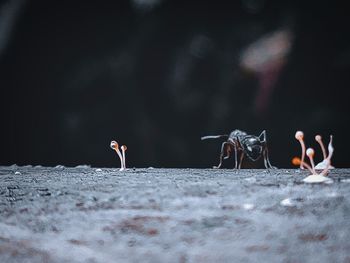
229, 130, 247, 139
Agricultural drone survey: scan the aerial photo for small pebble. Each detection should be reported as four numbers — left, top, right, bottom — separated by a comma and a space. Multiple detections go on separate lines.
243, 203, 255, 210
76, 165, 91, 169
303, 174, 333, 184
280, 198, 294, 207
341, 179, 350, 183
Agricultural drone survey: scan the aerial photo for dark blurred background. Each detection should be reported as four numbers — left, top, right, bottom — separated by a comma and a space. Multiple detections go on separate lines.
0, 0, 349, 168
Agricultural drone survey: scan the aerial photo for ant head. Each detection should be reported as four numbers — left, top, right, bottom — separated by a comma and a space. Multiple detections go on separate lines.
244, 137, 263, 161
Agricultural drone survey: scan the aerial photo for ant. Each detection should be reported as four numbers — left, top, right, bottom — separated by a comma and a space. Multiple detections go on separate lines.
201, 129, 276, 169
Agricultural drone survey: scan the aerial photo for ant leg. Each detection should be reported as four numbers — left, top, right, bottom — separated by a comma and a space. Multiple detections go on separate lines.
224, 144, 232, 160
263, 147, 276, 169
224, 142, 238, 169
259, 130, 276, 169
234, 145, 238, 169
238, 152, 244, 169
258, 130, 267, 142
263, 150, 268, 168
213, 142, 231, 169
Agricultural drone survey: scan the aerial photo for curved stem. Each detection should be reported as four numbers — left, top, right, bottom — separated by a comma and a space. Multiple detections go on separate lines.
300, 160, 316, 175
115, 149, 124, 170
316, 136, 327, 160
321, 135, 334, 176
298, 139, 306, 169
307, 154, 316, 175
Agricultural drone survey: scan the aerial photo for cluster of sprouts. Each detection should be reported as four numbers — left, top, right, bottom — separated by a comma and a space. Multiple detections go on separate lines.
293, 131, 334, 183
110, 141, 127, 171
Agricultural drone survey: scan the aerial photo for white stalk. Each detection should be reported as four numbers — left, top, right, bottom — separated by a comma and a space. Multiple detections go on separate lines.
306, 148, 316, 175
121, 145, 127, 170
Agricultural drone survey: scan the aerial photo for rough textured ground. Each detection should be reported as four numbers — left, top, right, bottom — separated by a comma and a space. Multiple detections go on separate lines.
1, 166, 350, 263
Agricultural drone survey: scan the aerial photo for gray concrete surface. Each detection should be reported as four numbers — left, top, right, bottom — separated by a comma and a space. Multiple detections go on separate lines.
1, 166, 350, 263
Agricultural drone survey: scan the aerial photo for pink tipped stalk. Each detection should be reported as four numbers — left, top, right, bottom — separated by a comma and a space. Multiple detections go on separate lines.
315, 135, 327, 160
121, 145, 127, 170
306, 148, 316, 175
295, 131, 306, 169
110, 140, 124, 171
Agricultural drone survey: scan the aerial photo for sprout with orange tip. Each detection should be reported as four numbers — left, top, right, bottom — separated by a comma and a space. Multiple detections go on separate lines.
110, 140, 126, 171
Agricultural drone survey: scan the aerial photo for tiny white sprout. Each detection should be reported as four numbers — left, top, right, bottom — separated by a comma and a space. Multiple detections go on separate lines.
14, 171, 21, 175
95, 168, 102, 172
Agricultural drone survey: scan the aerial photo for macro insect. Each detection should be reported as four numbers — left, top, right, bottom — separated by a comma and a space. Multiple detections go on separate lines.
201, 129, 275, 169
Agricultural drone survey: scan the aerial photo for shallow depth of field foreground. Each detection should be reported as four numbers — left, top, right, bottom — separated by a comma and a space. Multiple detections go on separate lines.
1, 166, 350, 262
